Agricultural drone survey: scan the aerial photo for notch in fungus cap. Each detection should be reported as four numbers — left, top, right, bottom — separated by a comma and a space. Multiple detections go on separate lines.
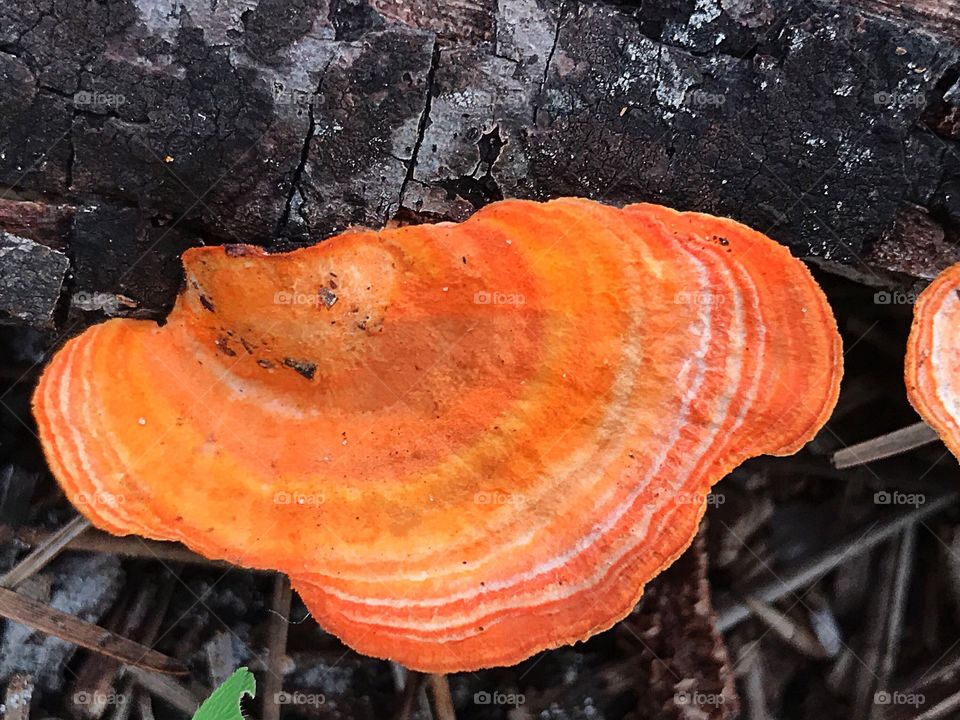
906, 261, 960, 460
33, 197, 842, 672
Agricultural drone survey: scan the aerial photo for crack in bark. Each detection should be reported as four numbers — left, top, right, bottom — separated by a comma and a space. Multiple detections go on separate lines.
276, 105, 316, 238
532, 1, 567, 126
397, 37, 441, 213
64, 122, 75, 191
64, 64, 86, 192
275, 58, 336, 240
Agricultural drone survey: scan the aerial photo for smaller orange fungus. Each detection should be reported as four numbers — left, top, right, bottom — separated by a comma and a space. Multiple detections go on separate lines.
906, 262, 960, 460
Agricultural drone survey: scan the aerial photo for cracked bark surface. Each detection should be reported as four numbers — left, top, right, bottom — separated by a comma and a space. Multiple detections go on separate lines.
0, 231, 67, 328
0, 1, 956, 316
1, 0, 959, 326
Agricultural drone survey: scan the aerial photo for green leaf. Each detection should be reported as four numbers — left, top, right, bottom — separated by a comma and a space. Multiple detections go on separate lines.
192, 668, 256, 720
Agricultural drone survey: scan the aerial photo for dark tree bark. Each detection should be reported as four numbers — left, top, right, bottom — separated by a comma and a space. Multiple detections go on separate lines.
0, 0, 959, 324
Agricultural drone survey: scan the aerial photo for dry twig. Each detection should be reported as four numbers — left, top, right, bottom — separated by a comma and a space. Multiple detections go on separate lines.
0, 586, 186, 675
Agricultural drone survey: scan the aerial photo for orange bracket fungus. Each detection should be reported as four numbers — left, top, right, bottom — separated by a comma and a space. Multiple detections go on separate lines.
34, 198, 842, 672
906, 261, 960, 460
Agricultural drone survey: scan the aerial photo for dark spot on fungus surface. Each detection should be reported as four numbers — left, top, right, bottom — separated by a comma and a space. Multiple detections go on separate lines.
284, 358, 317, 380
199, 294, 216, 312
718, 237, 730, 246
240, 337, 255, 354
257, 359, 274, 369
215, 336, 237, 357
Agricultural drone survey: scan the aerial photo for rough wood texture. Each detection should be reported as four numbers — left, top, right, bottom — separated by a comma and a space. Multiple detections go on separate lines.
0, 0, 959, 325
0, 232, 68, 328
854, 0, 960, 35
625, 529, 739, 719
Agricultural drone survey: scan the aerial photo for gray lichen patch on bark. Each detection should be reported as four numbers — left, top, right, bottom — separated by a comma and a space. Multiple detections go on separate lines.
0, 232, 69, 329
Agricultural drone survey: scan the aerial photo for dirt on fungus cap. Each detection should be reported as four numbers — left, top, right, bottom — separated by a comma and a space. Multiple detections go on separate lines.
33, 197, 843, 672
906, 261, 960, 460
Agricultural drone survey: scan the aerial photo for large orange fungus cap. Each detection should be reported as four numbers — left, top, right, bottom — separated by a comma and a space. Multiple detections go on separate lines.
906, 261, 960, 460
34, 198, 842, 672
